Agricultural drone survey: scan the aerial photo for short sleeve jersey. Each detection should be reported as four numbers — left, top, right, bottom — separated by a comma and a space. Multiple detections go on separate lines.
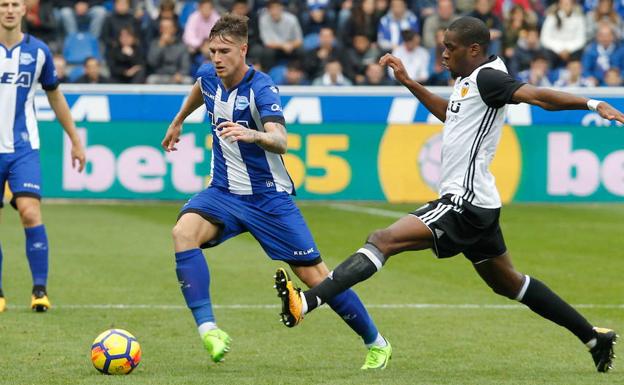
196, 64, 294, 195
439, 56, 524, 208
0, 34, 58, 153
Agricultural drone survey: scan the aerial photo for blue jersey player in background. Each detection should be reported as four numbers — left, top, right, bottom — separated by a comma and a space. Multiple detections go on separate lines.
0, 0, 86, 313
161, 14, 392, 369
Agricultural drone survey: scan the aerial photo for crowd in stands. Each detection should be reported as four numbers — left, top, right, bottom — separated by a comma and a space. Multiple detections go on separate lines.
24, 0, 624, 86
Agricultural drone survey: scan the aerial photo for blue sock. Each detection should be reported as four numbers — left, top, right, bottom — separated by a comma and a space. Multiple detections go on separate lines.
25, 225, 48, 287
175, 248, 215, 325
327, 289, 379, 345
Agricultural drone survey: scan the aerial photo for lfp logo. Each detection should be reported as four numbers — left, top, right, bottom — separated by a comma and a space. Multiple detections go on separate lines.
0, 72, 32, 87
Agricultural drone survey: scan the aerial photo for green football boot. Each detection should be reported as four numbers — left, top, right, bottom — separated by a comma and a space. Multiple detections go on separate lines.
202, 328, 232, 363
361, 340, 392, 370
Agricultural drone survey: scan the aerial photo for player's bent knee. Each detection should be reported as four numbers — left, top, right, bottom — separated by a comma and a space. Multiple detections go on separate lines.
367, 229, 394, 255
171, 224, 199, 249
18, 206, 42, 227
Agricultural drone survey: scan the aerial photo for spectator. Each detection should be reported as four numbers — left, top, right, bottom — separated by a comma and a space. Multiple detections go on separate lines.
23, 0, 57, 48
304, 27, 342, 79
74, 57, 111, 83
517, 53, 552, 86
554, 59, 594, 86
312, 58, 353, 85
540, 0, 586, 68
183, 0, 221, 53
191, 38, 212, 78
603, 67, 623, 85
409, 0, 436, 20
503, 5, 537, 61
258, 0, 304, 71
586, 0, 622, 40
581, 22, 624, 85
301, 2, 336, 37
363, 62, 393, 85
340, 0, 380, 46
390, 30, 429, 83
343, 33, 381, 83
231, 0, 260, 56
509, 27, 548, 76
101, 0, 142, 51
469, 0, 504, 56
108, 27, 146, 83
421, 0, 459, 49
377, 0, 419, 51
56, 0, 108, 38
282, 61, 310, 85
53, 54, 68, 83
428, 28, 451, 85
146, 18, 192, 84
456, 0, 476, 14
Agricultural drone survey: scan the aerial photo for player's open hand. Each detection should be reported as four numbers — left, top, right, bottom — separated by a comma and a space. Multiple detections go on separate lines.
596, 102, 624, 125
217, 121, 259, 144
161, 122, 182, 152
71, 143, 86, 173
379, 54, 410, 84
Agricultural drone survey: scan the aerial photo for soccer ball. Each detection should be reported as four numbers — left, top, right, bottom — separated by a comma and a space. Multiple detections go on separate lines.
91, 329, 141, 375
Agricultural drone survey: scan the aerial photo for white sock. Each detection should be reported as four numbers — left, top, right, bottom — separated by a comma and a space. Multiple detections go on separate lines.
585, 338, 597, 349
366, 333, 388, 349
198, 321, 218, 337
300, 291, 308, 316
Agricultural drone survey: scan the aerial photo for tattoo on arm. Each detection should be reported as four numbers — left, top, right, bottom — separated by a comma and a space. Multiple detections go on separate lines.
257, 122, 287, 154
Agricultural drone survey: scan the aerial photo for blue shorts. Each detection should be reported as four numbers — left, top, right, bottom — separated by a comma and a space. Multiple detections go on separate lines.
178, 187, 322, 266
0, 150, 42, 209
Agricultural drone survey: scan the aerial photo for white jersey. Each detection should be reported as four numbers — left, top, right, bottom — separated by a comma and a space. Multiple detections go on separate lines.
0, 34, 57, 154
438, 56, 524, 209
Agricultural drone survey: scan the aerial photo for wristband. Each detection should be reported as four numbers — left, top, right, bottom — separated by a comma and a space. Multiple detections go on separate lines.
587, 99, 602, 112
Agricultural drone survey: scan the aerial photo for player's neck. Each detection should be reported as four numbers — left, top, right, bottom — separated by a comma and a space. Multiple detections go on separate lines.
463, 55, 491, 77
221, 64, 249, 90
0, 28, 23, 49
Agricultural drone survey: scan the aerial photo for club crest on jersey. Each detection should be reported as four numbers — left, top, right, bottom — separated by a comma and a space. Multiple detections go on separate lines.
0, 71, 32, 87
235, 95, 250, 110
460, 82, 470, 97
19, 52, 35, 65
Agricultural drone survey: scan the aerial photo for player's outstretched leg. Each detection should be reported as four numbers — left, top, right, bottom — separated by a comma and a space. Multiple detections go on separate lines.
274, 242, 383, 327
175, 248, 231, 363
474, 254, 617, 372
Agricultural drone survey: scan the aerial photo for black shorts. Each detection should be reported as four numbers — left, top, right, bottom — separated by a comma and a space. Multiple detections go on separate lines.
411, 194, 507, 263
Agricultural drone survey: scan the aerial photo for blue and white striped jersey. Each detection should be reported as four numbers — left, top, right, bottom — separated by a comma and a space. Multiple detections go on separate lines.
197, 64, 294, 195
0, 34, 58, 153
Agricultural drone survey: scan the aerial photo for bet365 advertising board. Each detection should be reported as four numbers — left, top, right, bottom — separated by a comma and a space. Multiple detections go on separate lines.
15, 86, 624, 202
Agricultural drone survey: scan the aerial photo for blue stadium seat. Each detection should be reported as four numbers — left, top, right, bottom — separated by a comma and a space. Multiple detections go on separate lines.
268, 65, 287, 85
303, 33, 320, 51
63, 32, 101, 65
179, 1, 198, 29
68, 66, 85, 83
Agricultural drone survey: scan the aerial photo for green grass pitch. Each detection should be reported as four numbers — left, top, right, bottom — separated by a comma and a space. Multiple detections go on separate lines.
0, 202, 622, 385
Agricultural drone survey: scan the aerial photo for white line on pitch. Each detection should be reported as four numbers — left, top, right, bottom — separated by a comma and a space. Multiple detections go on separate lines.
50, 303, 624, 310
325, 203, 406, 219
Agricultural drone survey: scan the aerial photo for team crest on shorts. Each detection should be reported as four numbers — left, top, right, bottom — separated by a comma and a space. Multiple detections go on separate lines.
460, 82, 470, 97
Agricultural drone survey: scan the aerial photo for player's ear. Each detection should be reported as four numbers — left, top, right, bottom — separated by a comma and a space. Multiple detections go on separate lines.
469, 43, 481, 57
240, 43, 248, 57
